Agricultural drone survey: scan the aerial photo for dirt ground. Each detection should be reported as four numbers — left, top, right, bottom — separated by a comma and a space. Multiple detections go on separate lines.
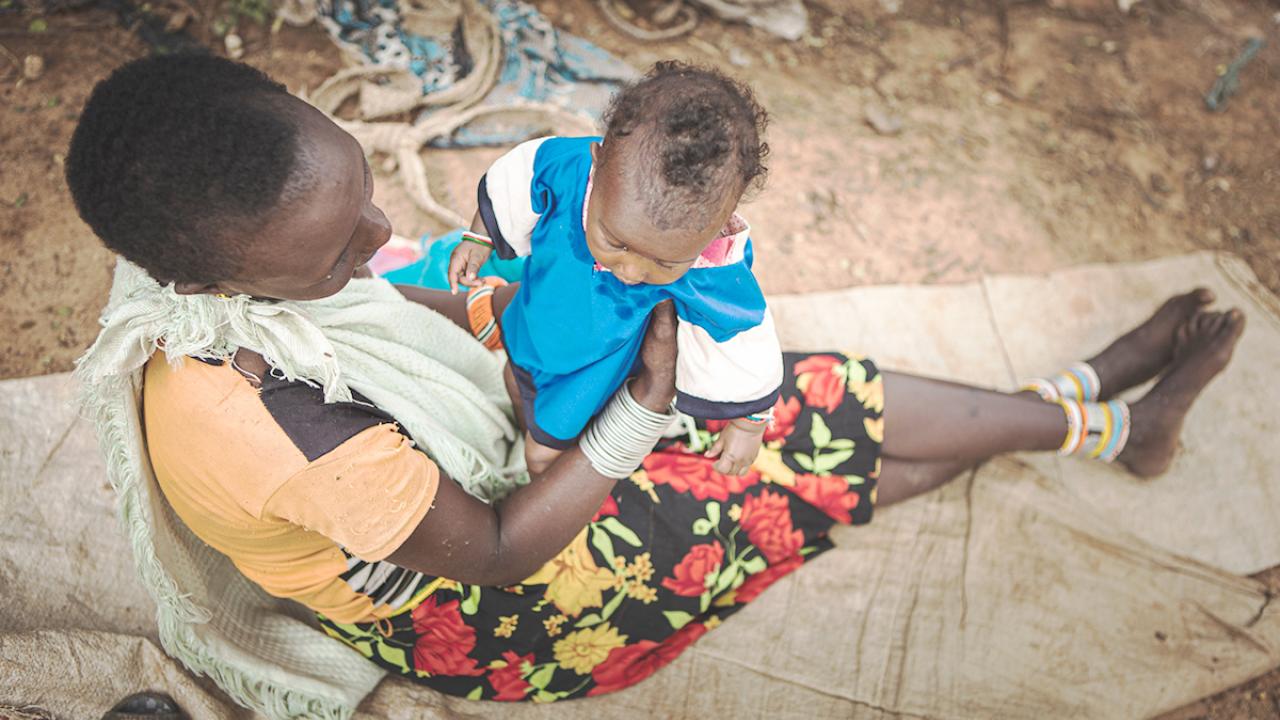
1, 0, 1277, 716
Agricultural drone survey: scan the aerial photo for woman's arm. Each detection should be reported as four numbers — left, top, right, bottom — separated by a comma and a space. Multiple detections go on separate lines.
386, 301, 678, 586
393, 281, 519, 332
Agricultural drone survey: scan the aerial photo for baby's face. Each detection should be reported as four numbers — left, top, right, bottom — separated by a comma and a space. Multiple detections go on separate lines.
585, 144, 738, 286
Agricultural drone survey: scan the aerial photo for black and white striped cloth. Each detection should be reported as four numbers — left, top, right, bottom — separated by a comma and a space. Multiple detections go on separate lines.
338, 549, 435, 611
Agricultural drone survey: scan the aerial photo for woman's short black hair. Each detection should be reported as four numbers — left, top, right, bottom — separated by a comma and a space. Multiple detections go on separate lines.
601, 61, 769, 230
66, 54, 299, 284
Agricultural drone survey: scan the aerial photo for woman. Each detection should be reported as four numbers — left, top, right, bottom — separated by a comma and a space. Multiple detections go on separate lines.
65, 55, 1243, 703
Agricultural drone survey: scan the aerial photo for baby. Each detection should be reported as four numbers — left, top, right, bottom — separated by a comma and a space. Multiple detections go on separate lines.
449, 61, 782, 477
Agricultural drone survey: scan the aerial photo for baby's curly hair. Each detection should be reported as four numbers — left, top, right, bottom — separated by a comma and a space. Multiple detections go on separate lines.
66, 55, 301, 284
601, 61, 769, 230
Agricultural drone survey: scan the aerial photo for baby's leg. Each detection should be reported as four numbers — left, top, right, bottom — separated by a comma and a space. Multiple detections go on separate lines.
524, 434, 564, 477
503, 363, 526, 432
504, 363, 566, 475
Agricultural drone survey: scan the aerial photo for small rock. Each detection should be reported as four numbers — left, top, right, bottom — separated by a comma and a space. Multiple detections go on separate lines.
1117, 0, 1139, 13
877, 0, 901, 13
864, 102, 904, 136
225, 33, 245, 60
1209, 177, 1231, 192
165, 9, 191, 32
52, 152, 65, 165
22, 54, 44, 81
982, 90, 1003, 106
1154, 630, 1167, 641
1101, 40, 1118, 54
727, 47, 752, 68
380, 156, 398, 174
1202, 153, 1219, 172
1149, 173, 1171, 194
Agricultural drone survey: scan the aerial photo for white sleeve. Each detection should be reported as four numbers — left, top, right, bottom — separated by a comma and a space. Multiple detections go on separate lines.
476, 136, 550, 258
674, 306, 784, 419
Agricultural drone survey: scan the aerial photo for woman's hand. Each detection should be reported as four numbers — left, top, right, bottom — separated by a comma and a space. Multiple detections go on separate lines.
706, 419, 766, 476
386, 300, 680, 587
630, 299, 678, 412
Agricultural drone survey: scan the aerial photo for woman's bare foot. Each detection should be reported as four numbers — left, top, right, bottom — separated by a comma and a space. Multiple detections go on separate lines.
1119, 309, 1245, 477
1086, 288, 1215, 398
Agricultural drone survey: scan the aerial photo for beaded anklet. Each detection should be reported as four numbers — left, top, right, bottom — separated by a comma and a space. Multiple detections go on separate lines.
1056, 398, 1130, 463
1022, 361, 1102, 403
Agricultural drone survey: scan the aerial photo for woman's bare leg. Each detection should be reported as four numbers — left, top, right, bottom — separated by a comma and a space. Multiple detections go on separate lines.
876, 458, 976, 506
872, 304, 1245, 505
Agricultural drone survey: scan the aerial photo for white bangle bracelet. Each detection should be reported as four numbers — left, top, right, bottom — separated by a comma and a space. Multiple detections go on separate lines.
579, 381, 677, 479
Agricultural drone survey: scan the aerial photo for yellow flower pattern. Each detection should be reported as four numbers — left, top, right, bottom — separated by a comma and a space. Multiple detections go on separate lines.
848, 373, 884, 413
522, 527, 615, 618
751, 446, 796, 487
553, 623, 628, 675
627, 553, 654, 583
864, 416, 884, 444
494, 614, 518, 638
543, 614, 566, 637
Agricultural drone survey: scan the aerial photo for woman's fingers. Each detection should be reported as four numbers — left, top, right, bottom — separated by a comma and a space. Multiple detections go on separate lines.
631, 300, 679, 411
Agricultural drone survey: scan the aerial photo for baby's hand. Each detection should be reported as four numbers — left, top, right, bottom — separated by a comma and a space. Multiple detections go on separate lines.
447, 235, 494, 294
705, 418, 767, 477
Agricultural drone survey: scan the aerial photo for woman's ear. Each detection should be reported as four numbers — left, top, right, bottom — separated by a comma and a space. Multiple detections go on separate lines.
590, 141, 602, 164
172, 281, 224, 296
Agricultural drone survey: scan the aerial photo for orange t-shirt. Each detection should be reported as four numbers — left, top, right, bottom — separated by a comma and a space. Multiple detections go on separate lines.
143, 355, 440, 623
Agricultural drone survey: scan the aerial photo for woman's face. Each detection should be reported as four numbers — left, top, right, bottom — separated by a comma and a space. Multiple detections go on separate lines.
175, 97, 392, 301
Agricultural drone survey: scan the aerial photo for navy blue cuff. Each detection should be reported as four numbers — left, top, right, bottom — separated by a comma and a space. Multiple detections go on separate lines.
476, 174, 519, 261
508, 362, 579, 450
674, 386, 781, 420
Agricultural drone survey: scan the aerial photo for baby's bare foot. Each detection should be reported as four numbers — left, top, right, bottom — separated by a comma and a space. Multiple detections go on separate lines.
1119, 309, 1245, 477
1087, 288, 1215, 398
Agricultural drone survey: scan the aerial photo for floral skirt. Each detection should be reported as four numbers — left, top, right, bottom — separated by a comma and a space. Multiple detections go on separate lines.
318, 351, 884, 702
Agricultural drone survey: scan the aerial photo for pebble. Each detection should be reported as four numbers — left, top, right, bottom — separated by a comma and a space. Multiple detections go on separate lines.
1101, 40, 1118, 54
380, 156, 398, 174
877, 0, 901, 13
982, 90, 1003, 106
225, 33, 245, 60
23, 54, 44, 81
1209, 177, 1231, 192
864, 102, 904, 136
727, 47, 752, 68
1202, 153, 1219, 172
